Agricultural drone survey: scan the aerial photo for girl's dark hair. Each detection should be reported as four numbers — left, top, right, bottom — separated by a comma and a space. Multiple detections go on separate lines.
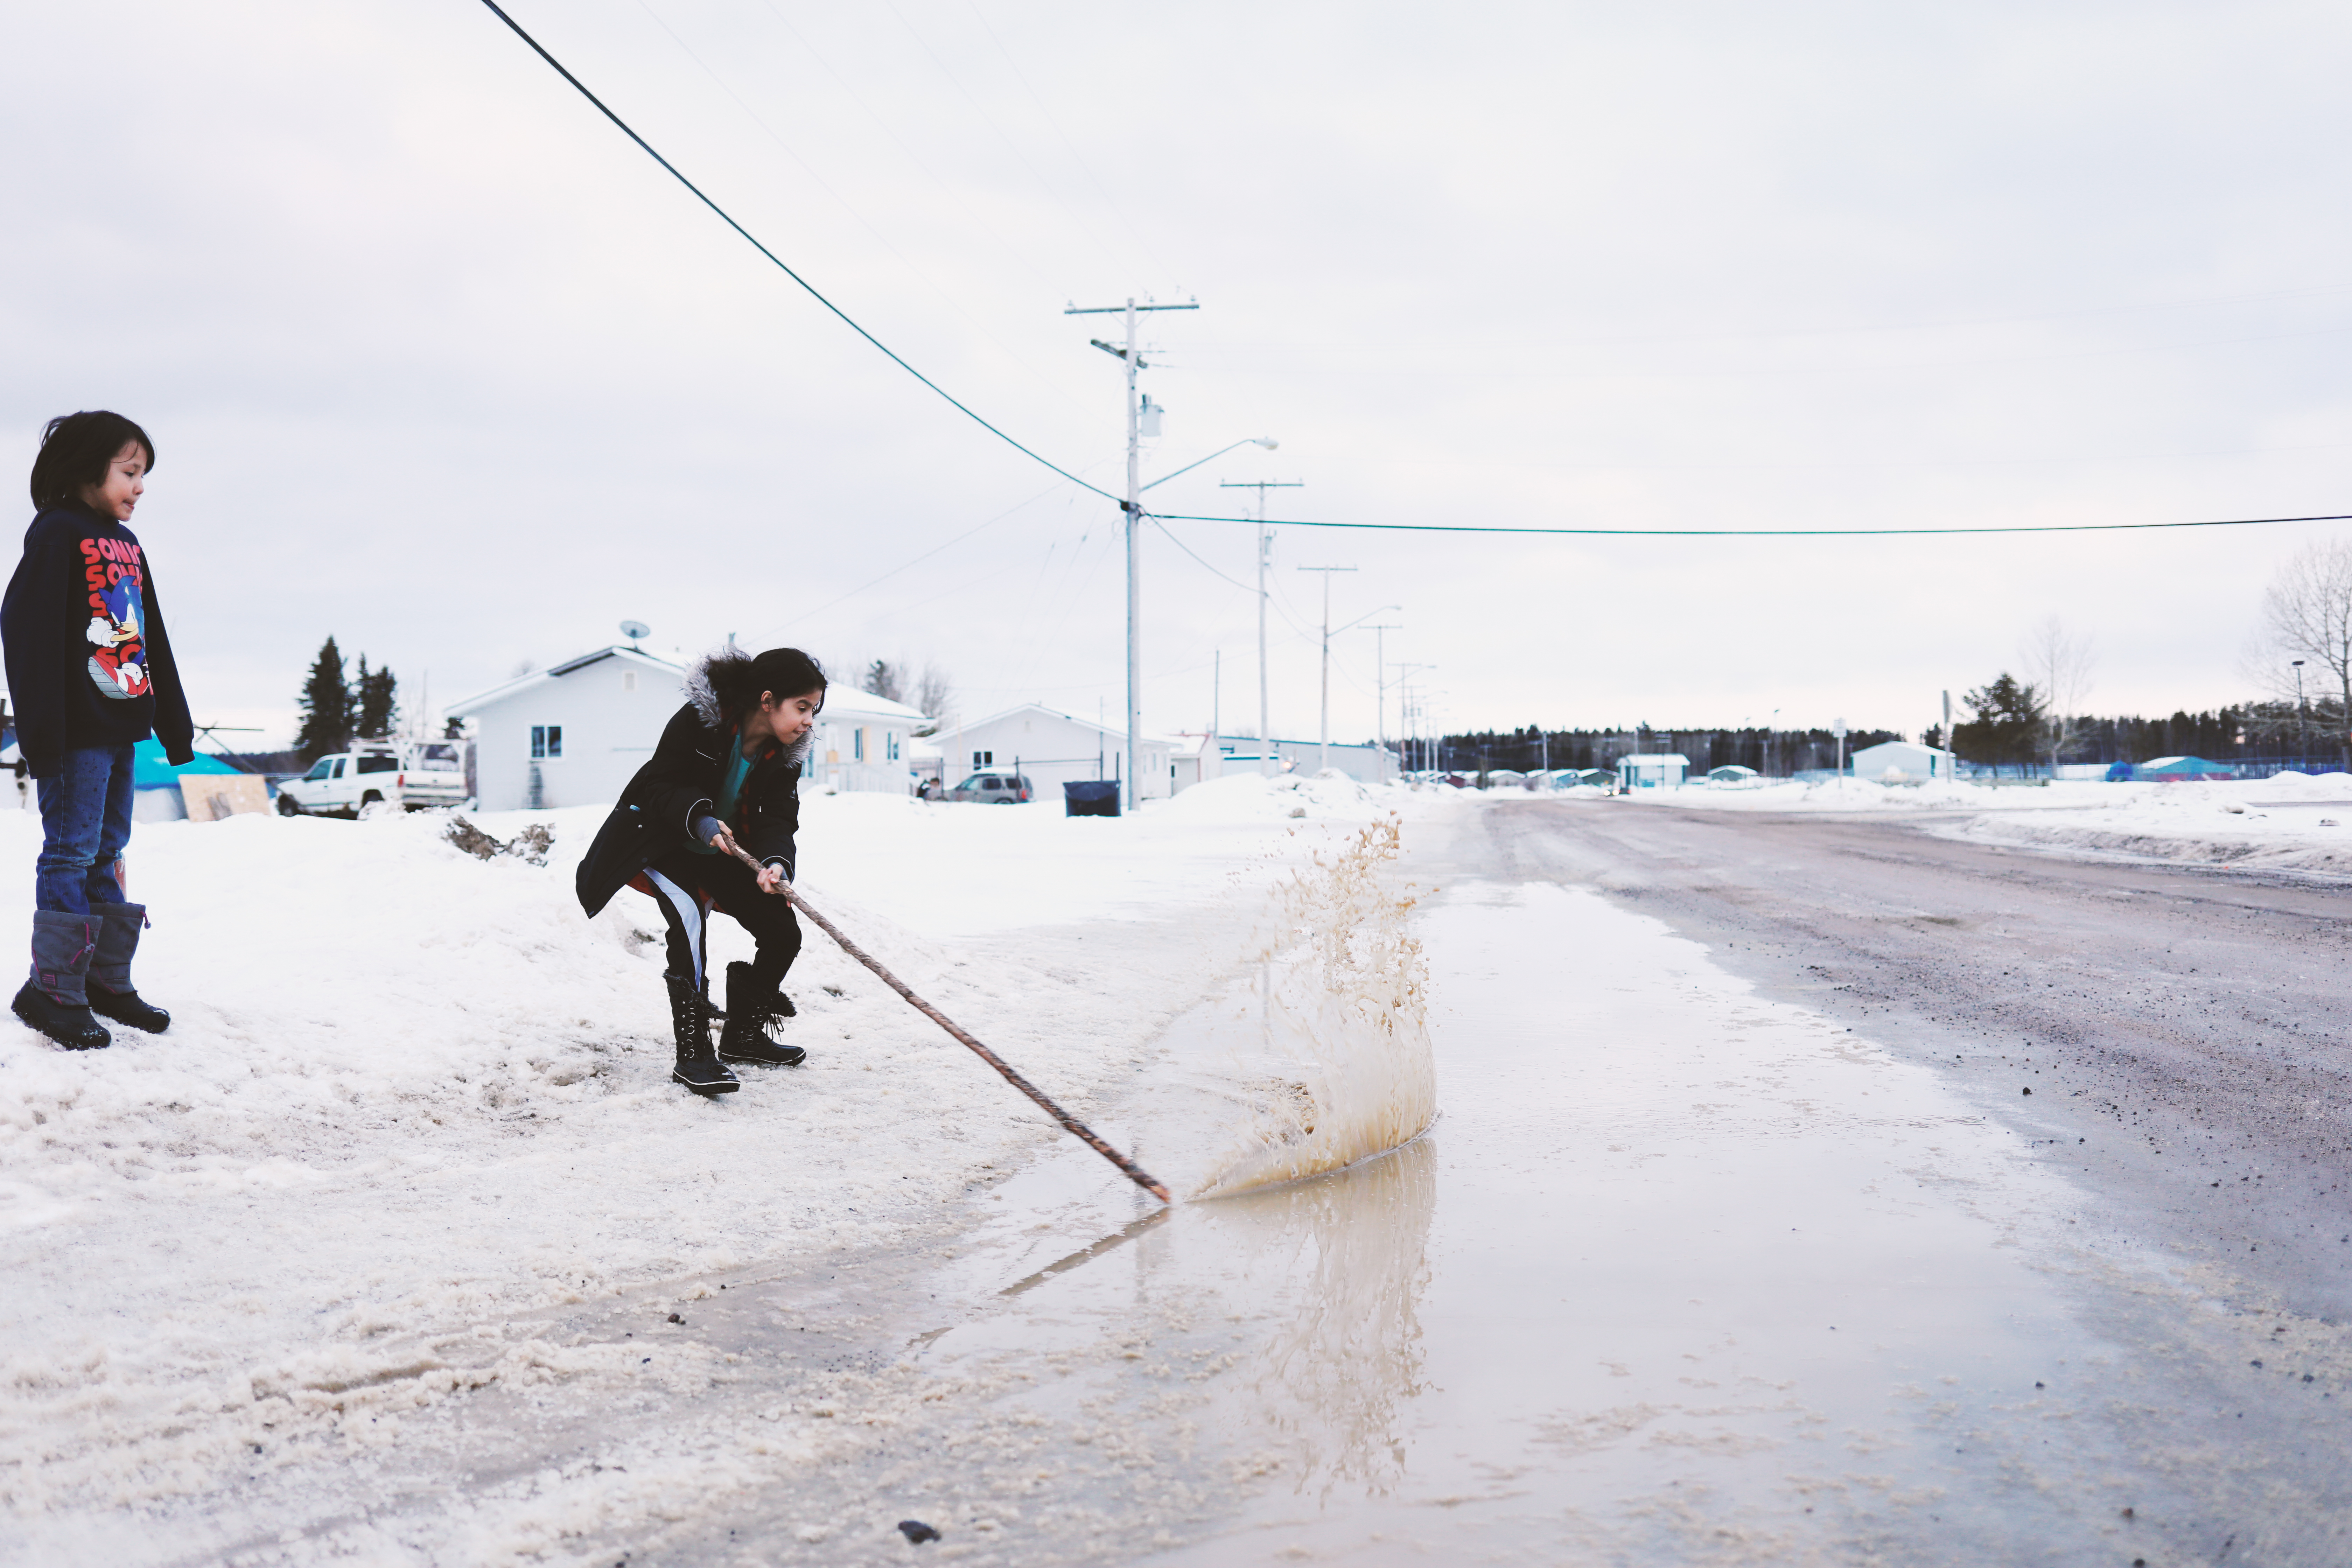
30, 411, 155, 511
708, 646, 827, 719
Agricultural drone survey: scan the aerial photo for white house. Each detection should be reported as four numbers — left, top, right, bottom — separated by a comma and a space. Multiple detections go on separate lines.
1617, 753, 1689, 790
810, 686, 930, 794
447, 644, 929, 810
447, 645, 690, 812
949, 704, 1175, 801
1850, 740, 1956, 782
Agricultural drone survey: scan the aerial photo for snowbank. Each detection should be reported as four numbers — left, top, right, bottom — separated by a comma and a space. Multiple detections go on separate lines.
1607, 769, 2352, 873
0, 779, 1466, 1538
1932, 772, 2352, 872
1625, 775, 2109, 812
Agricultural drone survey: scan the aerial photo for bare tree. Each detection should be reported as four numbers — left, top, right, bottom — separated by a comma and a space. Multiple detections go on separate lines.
912, 662, 953, 736
2256, 538, 2352, 768
2019, 616, 2096, 770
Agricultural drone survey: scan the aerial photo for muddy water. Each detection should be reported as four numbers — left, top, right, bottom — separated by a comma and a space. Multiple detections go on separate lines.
851, 879, 2197, 1566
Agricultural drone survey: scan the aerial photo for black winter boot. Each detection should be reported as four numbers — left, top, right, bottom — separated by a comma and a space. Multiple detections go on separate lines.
86, 902, 169, 1034
718, 961, 806, 1067
666, 972, 738, 1096
15, 912, 109, 1051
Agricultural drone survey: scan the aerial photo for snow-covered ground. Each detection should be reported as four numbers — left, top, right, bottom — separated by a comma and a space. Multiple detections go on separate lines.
0, 772, 1459, 1556
7, 775, 2328, 1563
1608, 771, 2352, 874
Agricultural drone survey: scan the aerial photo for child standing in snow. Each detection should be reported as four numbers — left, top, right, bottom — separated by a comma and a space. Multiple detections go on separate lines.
575, 647, 824, 1096
3, 412, 194, 1050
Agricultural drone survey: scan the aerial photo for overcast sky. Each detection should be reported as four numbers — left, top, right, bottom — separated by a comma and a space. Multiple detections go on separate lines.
6, 0, 2350, 749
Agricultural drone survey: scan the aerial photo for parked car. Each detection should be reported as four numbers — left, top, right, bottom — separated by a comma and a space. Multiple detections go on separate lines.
276, 741, 468, 817
945, 772, 1035, 805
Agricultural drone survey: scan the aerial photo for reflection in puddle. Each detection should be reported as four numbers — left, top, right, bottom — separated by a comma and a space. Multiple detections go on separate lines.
1202, 1137, 1438, 1497
998, 1207, 1172, 1300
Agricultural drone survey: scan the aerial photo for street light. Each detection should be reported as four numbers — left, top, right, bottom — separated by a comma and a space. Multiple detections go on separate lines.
1141, 437, 1278, 494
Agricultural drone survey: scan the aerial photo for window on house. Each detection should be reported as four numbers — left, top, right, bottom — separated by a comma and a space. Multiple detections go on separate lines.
853, 728, 866, 762
622, 671, 637, 692
531, 725, 563, 759
973, 750, 992, 768
887, 732, 901, 761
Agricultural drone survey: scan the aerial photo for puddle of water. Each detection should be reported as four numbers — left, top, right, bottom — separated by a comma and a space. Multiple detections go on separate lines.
900, 880, 2160, 1565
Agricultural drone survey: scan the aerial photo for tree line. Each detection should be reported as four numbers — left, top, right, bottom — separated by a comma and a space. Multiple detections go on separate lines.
294, 636, 399, 761
1439, 699, 2327, 779
1433, 725, 1902, 777
1942, 677, 2326, 770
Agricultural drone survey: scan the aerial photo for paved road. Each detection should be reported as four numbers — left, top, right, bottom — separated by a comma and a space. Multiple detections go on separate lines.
1463, 797, 2352, 1318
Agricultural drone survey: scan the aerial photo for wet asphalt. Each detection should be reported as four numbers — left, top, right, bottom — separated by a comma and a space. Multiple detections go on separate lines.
1466, 796, 2352, 1322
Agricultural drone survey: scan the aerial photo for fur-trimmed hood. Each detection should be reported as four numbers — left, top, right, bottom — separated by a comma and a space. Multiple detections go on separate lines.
684, 650, 819, 771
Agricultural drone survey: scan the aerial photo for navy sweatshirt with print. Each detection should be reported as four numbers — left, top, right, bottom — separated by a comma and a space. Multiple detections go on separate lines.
1, 503, 192, 779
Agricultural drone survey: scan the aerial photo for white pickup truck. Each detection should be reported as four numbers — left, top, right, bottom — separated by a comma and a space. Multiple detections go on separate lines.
275, 742, 468, 817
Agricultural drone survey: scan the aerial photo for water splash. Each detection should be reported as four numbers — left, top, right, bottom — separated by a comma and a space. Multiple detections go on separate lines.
1198, 817, 1435, 1196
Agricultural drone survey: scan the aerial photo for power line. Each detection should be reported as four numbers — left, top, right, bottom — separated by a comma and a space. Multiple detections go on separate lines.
474, 0, 1117, 504
1149, 518, 1255, 593
1147, 510, 2352, 538
475, 3, 2351, 550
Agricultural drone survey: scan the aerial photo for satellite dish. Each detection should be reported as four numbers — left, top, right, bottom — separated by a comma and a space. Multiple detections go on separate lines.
619, 620, 650, 642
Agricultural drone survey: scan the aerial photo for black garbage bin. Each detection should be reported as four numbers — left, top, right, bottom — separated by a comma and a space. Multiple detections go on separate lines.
1063, 780, 1121, 817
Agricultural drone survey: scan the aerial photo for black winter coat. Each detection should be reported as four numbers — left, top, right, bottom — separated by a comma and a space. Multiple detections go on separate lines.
574, 701, 805, 918
1, 504, 193, 778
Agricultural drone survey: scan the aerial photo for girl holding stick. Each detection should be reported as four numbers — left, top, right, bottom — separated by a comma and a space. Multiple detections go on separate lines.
575, 647, 824, 1095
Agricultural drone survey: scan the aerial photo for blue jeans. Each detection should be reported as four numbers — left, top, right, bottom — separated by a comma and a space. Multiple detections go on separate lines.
35, 744, 135, 915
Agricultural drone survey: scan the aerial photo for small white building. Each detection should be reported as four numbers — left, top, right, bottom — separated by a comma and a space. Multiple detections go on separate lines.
1850, 740, 1956, 783
447, 645, 691, 812
1172, 734, 1224, 792
448, 644, 929, 810
1210, 735, 1395, 784
950, 704, 1175, 800
1617, 753, 1689, 791
810, 686, 930, 795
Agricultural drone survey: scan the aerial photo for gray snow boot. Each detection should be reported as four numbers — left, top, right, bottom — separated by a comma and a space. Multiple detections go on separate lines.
86, 902, 169, 1034
667, 972, 738, 1096
13, 911, 109, 1051
718, 961, 806, 1068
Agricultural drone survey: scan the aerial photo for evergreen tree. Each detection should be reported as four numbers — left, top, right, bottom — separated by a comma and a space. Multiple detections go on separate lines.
1953, 673, 2045, 769
295, 637, 352, 762
354, 657, 398, 739
865, 658, 903, 702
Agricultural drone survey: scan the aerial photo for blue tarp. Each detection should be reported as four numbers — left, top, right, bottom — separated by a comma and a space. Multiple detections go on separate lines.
2130, 755, 2234, 781
132, 736, 245, 790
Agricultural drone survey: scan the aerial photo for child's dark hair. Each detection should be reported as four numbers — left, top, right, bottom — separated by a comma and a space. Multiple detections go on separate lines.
30, 411, 155, 512
708, 647, 826, 719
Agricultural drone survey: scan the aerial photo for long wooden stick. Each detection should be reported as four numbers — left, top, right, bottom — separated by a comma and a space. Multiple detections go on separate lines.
719, 840, 1170, 1204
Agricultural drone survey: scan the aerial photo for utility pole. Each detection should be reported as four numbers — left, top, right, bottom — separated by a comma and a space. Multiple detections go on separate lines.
1066, 295, 1198, 810
1297, 566, 1356, 774
1362, 623, 1402, 780
2295, 660, 2308, 761
1393, 663, 1435, 778
1222, 478, 1302, 776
